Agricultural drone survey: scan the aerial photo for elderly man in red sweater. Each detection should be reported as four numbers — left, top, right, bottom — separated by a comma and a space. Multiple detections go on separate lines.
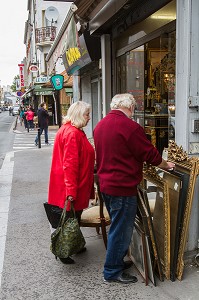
94, 93, 175, 284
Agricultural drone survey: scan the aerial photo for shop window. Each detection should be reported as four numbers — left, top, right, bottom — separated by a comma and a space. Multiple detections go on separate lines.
116, 31, 176, 154
91, 76, 102, 129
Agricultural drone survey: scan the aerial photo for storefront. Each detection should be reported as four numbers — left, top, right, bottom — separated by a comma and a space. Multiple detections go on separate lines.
113, 1, 176, 154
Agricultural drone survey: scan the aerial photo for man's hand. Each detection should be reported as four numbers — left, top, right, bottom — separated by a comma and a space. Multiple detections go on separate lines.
158, 159, 175, 171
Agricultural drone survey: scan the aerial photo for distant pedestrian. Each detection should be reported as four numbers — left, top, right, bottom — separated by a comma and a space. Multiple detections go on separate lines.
23, 107, 28, 129
19, 107, 25, 126
9, 106, 13, 116
35, 102, 49, 146
24, 108, 35, 131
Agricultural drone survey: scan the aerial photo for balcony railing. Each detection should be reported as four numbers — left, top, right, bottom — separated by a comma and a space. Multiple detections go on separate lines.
35, 26, 56, 44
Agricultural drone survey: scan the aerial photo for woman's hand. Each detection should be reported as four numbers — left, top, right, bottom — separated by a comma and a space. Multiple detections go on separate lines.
67, 195, 74, 202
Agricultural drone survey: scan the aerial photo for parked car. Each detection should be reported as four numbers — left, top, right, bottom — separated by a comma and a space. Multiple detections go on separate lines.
12, 106, 20, 116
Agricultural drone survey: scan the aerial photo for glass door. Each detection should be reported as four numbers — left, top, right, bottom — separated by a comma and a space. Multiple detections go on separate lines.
116, 46, 145, 127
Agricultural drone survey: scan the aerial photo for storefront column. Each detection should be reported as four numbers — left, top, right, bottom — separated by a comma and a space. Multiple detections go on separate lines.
176, 0, 199, 254
101, 34, 112, 117
73, 75, 80, 102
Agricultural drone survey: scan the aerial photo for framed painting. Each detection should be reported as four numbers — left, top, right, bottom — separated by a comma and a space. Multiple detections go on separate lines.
141, 164, 170, 280
129, 221, 148, 285
162, 169, 188, 281
137, 185, 164, 282
167, 141, 199, 280
134, 216, 156, 286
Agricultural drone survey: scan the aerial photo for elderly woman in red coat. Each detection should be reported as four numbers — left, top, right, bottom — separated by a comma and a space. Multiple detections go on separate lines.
48, 101, 95, 264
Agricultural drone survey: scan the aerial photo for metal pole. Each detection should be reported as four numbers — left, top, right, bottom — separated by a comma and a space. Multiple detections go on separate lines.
53, 93, 58, 125
38, 128, 41, 148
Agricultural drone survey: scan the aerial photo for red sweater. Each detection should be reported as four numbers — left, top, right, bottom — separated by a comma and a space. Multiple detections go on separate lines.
25, 110, 34, 121
94, 110, 162, 196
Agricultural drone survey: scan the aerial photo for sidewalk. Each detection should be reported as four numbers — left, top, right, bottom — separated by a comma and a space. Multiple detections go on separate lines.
0, 124, 199, 299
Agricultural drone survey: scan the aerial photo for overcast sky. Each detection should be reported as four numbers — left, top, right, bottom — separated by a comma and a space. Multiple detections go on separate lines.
0, 0, 28, 87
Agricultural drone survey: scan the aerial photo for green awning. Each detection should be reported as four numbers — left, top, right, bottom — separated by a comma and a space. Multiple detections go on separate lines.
65, 88, 73, 93
34, 84, 54, 96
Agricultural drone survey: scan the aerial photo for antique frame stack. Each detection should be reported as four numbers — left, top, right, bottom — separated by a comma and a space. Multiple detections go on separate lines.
129, 141, 199, 285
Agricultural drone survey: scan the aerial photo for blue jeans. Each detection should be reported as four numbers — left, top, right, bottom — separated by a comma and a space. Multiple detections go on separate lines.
35, 128, 48, 144
102, 193, 137, 280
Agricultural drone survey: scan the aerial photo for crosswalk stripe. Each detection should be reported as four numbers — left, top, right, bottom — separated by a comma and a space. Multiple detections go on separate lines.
13, 131, 56, 150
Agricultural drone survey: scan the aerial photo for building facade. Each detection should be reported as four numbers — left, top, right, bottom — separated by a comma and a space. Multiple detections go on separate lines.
23, 0, 71, 124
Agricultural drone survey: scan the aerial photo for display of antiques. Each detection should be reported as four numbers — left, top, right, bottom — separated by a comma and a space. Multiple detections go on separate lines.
129, 141, 199, 285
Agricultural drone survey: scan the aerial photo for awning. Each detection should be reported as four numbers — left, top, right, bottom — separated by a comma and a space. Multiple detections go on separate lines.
65, 87, 73, 93
34, 85, 54, 96
21, 88, 34, 98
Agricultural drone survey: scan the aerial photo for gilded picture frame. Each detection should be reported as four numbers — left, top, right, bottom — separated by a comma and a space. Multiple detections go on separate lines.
142, 164, 170, 280
137, 185, 164, 281
157, 169, 184, 281
167, 141, 199, 280
134, 214, 156, 286
129, 221, 148, 285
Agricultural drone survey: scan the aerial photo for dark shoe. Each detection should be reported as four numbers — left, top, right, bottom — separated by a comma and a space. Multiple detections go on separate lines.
45, 142, 50, 145
76, 247, 87, 254
59, 257, 75, 264
124, 260, 133, 270
104, 272, 138, 284
35, 142, 38, 146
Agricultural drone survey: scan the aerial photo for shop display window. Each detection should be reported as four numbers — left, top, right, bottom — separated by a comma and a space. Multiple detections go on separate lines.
116, 31, 176, 154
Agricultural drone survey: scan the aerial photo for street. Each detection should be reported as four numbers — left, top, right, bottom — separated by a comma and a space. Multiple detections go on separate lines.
0, 121, 199, 300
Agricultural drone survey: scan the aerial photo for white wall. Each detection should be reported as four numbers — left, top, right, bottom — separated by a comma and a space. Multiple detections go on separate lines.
35, 0, 71, 29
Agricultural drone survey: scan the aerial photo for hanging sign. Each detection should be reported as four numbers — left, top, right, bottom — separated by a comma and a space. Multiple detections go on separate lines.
50, 74, 64, 90
18, 63, 25, 88
62, 16, 91, 75
29, 65, 39, 72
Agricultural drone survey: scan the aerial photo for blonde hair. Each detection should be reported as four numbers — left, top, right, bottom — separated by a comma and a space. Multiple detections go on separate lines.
110, 93, 136, 110
63, 101, 91, 128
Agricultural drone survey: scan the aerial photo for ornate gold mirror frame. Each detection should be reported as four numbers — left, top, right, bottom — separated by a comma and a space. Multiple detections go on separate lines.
167, 141, 199, 280
142, 164, 170, 279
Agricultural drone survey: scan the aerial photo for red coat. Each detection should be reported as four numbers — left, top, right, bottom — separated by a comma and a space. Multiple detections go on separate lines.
25, 110, 34, 121
48, 122, 95, 211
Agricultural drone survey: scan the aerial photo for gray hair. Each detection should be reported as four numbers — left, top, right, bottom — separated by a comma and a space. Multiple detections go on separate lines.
110, 93, 136, 110
63, 101, 91, 128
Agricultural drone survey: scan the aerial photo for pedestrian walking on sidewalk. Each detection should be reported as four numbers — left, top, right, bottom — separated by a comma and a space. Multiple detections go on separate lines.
48, 101, 95, 264
19, 107, 25, 126
35, 102, 49, 146
9, 106, 13, 116
25, 107, 35, 131
94, 93, 175, 284
23, 107, 28, 129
